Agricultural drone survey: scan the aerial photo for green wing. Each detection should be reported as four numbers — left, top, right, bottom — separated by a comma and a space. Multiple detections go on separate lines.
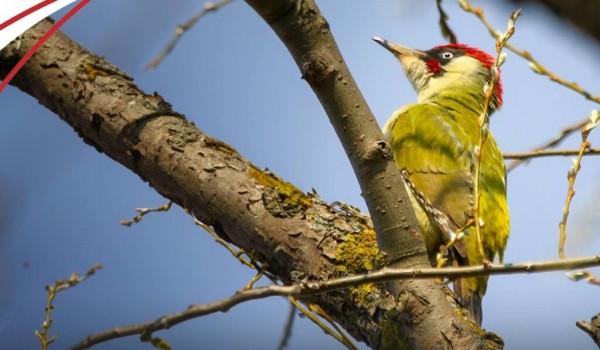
386, 103, 475, 257
387, 101, 510, 306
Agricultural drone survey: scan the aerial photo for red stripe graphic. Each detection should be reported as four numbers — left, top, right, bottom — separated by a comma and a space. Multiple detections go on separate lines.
0, 0, 59, 31
0, 0, 91, 93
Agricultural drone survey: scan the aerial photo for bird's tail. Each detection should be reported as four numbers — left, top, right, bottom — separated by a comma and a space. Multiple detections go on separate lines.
453, 277, 483, 326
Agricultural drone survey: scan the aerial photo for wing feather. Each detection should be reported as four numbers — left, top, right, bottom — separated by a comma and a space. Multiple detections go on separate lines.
387, 103, 475, 258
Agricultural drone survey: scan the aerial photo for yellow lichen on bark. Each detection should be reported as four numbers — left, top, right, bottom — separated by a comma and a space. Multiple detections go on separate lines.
335, 227, 384, 273
248, 165, 313, 215
335, 226, 386, 304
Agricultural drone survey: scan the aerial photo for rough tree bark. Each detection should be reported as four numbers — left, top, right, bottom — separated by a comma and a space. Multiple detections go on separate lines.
0, 8, 502, 350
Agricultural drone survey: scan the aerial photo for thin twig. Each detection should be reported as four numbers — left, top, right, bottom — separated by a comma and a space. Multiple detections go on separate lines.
436, 0, 458, 43
503, 148, 600, 160
146, 0, 234, 70
242, 264, 268, 290
567, 270, 600, 286
558, 145, 589, 259
306, 302, 358, 350
276, 303, 296, 350
472, 9, 519, 261
458, 0, 600, 105
576, 313, 600, 348
192, 215, 260, 270
70, 255, 600, 349
36, 264, 102, 350
194, 213, 353, 349
120, 201, 172, 226
197, 207, 353, 349
148, 337, 171, 350
506, 118, 590, 171
558, 111, 599, 259
70, 286, 291, 350
289, 298, 358, 350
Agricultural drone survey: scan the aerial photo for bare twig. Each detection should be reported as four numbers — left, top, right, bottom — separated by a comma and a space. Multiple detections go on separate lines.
195, 211, 352, 350
576, 313, 600, 348
70, 286, 291, 350
276, 303, 296, 350
71, 255, 600, 349
458, 0, 600, 105
242, 264, 268, 290
558, 111, 599, 259
148, 337, 172, 350
567, 270, 600, 286
146, 0, 234, 70
195, 211, 351, 349
307, 302, 358, 350
192, 215, 264, 271
507, 118, 590, 171
289, 298, 358, 350
472, 9, 519, 261
503, 148, 600, 160
120, 201, 172, 226
36, 264, 102, 350
436, 0, 458, 43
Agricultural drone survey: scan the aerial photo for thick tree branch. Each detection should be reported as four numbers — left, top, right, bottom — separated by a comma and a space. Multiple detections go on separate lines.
246, 0, 501, 348
0, 17, 499, 350
245, 0, 423, 262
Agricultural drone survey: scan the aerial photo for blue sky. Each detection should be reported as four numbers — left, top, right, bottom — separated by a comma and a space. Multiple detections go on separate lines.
1, 0, 599, 349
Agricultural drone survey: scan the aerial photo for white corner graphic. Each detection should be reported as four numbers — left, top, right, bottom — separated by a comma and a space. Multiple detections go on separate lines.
0, 0, 77, 51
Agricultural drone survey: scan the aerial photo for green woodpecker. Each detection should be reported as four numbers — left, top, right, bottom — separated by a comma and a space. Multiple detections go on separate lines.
373, 37, 509, 325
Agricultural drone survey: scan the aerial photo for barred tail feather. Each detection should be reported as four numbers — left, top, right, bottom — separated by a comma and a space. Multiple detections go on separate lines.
454, 278, 483, 326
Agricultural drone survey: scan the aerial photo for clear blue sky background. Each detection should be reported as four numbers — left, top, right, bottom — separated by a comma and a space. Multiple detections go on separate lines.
1, 1, 599, 349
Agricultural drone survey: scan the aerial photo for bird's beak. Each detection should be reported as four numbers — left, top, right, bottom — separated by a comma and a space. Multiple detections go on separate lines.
372, 37, 426, 59
372, 37, 430, 93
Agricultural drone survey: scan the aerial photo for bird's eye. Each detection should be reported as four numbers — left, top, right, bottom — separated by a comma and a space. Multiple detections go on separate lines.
441, 52, 453, 60
442, 51, 454, 60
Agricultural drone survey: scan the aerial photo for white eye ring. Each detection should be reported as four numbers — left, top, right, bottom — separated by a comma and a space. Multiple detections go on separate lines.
441, 52, 453, 59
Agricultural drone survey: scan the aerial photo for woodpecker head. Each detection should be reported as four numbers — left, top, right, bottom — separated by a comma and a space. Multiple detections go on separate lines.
373, 37, 502, 111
